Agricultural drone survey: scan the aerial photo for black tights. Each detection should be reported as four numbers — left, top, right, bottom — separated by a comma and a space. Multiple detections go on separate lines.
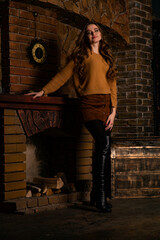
84, 120, 111, 199
84, 120, 111, 145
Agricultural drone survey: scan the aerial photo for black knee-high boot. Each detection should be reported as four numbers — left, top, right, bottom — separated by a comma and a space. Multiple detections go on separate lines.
84, 120, 112, 211
105, 135, 112, 200
90, 136, 112, 210
95, 136, 112, 212
90, 144, 98, 206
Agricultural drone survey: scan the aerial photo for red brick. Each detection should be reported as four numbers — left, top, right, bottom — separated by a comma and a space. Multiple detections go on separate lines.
9, 42, 21, 50
76, 150, 92, 158
20, 61, 34, 69
30, 5, 57, 17
36, 22, 56, 33
39, 15, 57, 25
3, 163, 26, 173
2, 181, 26, 191
76, 158, 92, 166
10, 51, 27, 59
9, 33, 32, 43
4, 172, 26, 182
77, 142, 92, 150
2, 189, 26, 201
4, 125, 24, 134
48, 195, 59, 204
4, 115, 20, 125
37, 31, 56, 40
10, 75, 20, 83
9, 1, 30, 11
10, 67, 48, 78
20, 76, 39, 85
18, 26, 35, 37
9, 16, 30, 27
19, 10, 35, 20
10, 67, 37, 76
4, 109, 17, 116
10, 59, 21, 67
27, 198, 38, 208
9, 25, 35, 37
9, 25, 19, 33
4, 153, 26, 163
10, 59, 33, 69
9, 7, 19, 17
29, 5, 46, 15
58, 194, 68, 203
37, 197, 48, 207
4, 143, 26, 153
10, 84, 33, 93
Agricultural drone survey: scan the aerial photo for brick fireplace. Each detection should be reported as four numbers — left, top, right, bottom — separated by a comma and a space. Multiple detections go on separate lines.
0, 94, 85, 213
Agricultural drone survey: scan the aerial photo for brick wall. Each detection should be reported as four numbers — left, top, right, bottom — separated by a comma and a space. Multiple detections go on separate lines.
1, 1, 59, 94
113, 0, 154, 137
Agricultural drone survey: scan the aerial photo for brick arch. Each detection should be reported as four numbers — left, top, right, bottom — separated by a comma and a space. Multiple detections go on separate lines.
40, 0, 129, 43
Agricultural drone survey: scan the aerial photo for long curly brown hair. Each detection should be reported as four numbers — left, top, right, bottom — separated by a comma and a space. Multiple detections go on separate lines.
71, 21, 117, 85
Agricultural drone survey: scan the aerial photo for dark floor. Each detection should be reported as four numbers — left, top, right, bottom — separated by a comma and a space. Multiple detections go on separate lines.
0, 198, 160, 240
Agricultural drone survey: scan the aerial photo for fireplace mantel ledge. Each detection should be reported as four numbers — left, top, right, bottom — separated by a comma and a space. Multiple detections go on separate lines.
0, 94, 79, 111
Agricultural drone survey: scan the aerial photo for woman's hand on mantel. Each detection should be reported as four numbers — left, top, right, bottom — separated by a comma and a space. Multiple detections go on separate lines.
25, 90, 44, 99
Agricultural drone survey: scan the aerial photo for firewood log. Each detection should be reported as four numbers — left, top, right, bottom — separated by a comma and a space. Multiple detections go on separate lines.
26, 190, 32, 198
32, 192, 41, 197
33, 176, 64, 189
27, 183, 42, 192
46, 189, 54, 196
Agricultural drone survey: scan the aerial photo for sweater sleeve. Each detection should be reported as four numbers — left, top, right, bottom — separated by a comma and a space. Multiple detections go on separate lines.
42, 60, 74, 95
108, 78, 117, 108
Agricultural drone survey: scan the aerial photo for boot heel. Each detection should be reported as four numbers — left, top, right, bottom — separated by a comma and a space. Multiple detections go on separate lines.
96, 204, 112, 213
96, 191, 112, 212
90, 192, 112, 208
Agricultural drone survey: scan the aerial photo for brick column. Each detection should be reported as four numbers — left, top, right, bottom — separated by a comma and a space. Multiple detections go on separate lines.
113, 0, 154, 137
0, 109, 26, 201
76, 125, 93, 201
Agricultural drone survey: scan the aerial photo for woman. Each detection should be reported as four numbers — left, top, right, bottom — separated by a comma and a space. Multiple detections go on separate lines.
27, 22, 117, 212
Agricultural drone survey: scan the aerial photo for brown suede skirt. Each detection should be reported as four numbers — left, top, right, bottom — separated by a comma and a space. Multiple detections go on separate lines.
80, 94, 111, 124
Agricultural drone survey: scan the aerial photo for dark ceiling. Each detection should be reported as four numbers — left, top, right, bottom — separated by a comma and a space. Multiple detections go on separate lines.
152, 0, 160, 18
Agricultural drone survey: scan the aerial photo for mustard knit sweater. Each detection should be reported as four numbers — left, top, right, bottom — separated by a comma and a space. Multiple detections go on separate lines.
43, 51, 117, 107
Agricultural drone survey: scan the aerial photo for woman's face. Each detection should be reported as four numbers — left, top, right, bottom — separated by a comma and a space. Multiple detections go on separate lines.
86, 24, 102, 45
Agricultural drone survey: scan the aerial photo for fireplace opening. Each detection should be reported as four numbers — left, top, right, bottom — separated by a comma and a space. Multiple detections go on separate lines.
26, 129, 77, 198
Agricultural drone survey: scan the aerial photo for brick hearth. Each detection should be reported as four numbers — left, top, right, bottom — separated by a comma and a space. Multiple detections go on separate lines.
0, 192, 78, 214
